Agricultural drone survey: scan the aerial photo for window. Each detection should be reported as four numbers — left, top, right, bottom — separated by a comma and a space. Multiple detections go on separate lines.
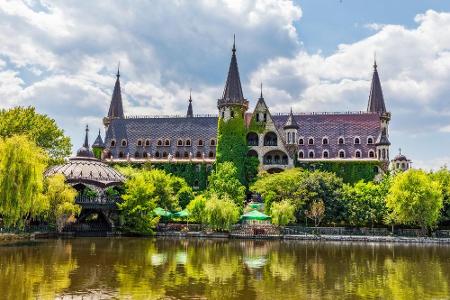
164, 139, 170, 146
263, 113, 267, 122
162, 151, 168, 158
184, 151, 189, 158
323, 150, 329, 158
367, 137, 374, 144
145, 139, 151, 146
369, 150, 375, 158
185, 139, 191, 146
143, 152, 148, 158
121, 139, 127, 147
196, 151, 202, 158
298, 151, 304, 159
247, 132, 259, 146
177, 139, 183, 146
155, 151, 160, 158
230, 111, 235, 118
298, 138, 304, 145
355, 150, 361, 158
175, 151, 181, 158
264, 132, 277, 146
221, 111, 225, 118
119, 151, 124, 158
157, 140, 163, 146
208, 151, 215, 158
134, 151, 140, 158
322, 137, 328, 145
198, 139, 204, 146
354, 137, 360, 145
339, 150, 345, 158
308, 150, 314, 158
110, 140, 116, 147
137, 140, 143, 147
210, 139, 216, 146
338, 137, 344, 145
308, 138, 314, 145
256, 114, 260, 122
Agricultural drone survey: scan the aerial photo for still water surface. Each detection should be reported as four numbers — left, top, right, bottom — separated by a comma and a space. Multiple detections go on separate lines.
0, 238, 449, 299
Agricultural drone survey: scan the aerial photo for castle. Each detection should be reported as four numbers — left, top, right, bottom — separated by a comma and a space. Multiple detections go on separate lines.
94, 40, 391, 180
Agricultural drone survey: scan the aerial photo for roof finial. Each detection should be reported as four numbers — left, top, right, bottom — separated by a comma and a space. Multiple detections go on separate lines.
189, 88, 192, 102
260, 82, 263, 99
373, 52, 377, 70
117, 61, 120, 78
83, 124, 89, 148
399, 148, 402, 155
232, 34, 236, 53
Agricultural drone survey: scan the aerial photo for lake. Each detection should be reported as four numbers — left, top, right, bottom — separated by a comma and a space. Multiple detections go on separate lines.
0, 237, 449, 299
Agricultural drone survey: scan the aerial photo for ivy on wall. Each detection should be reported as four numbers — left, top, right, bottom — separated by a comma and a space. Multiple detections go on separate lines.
296, 160, 381, 184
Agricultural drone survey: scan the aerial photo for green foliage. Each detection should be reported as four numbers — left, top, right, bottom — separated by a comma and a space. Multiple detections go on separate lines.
0, 135, 48, 228
297, 160, 380, 184
305, 200, 326, 227
0, 107, 71, 164
270, 200, 296, 226
244, 156, 260, 186
386, 169, 443, 231
82, 187, 98, 198
216, 106, 249, 185
429, 167, 450, 222
248, 117, 266, 134
207, 162, 246, 208
43, 174, 80, 232
186, 195, 207, 224
204, 194, 240, 231
342, 181, 388, 227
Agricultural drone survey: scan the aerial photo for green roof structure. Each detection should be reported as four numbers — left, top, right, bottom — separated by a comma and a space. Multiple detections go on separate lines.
240, 210, 271, 221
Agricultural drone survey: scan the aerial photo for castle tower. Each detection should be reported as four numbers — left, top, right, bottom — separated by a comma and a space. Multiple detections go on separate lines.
103, 67, 124, 128
92, 129, 105, 159
216, 36, 249, 184
368, 60, 391, 163
284, 108, 298, 145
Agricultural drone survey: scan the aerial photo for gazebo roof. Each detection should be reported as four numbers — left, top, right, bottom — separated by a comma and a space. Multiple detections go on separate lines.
240, 210, 271, 221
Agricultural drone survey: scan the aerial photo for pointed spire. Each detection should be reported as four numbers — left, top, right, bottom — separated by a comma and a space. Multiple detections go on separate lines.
367, 59, 386, 113
106, 64, 125, 121
259, 82, 263, 99
83, 125, 89, 148
76, 125, 94, 158
186, 89, 194, 118
284, 107, 299, 129
93, 129, 105, 148
218, 35, 246, 108
375, 127, 391, 146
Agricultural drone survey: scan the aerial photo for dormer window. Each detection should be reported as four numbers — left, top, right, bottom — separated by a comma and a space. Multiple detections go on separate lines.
298, 151, 304, 159
354, 137, 361, 145
367, 137, 374, 144
164, 139, 170, 146
338, 137, 345, 145
298, 138, 304, 145
196, 151, 202, 158
355, 150, 362, 158
323, 150, 329, 158
157, 140, 163, 146
369, 150, 375, 158
137, 139, 143, 147
185, 139, 191, 146
184, 151, 189, 158
198, 139, 204, 146
210, 139, 216, 146
208, 151, 215, 158
121, 139, 127, 147
110, 140, 116, 147
338, 150, 345, 158
177, 139, 183, 146
308, 138, 314, 145
145, 139, 151, 146
322, 137, 328, 145
308, 150, 314, 158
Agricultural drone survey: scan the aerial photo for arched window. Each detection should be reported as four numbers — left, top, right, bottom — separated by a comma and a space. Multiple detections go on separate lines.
338, 137, 345, 145
339, 150, 345, 158
298, 138, 304, 145
382, 149, 386, 160
119, 151, 124, 158
145, 139, 151, 146
184, 151, 189, 158
308, 150, 314, 158
185, 139, 191, 146
110, 140, 116, 147
355, 150, 362, 158
354, 137, 360, 145
208, 151, 215, 158
210, 139, 216, 146
322, 137, 328, 145
263, 113, 267, 122
264, 132, 277, 146
164, 139, 170, 146
198, 139, 204, 146
323, 150, 329, 158
134, 151, 140, 158
155, 151, 160, 158
256, 114, 260, 122
177, 139, 183, 146
162, 151, 168, 158
157, 140, 163, 146
196, 151, 202, 158
230, 110, 235, 118
298, 151, 304, 159
369, 150, 375, 158
137, 139, 143, 147
175, 151, 181, 158
121, 139, 127, 147
308, 137, 314, 145
143, 152, 148, 158
367, 137, 374, 144
221, 111, 225, 118
247, 132, 259, 146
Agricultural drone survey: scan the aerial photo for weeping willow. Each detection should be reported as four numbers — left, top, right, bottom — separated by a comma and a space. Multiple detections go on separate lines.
0, 135, 48, 228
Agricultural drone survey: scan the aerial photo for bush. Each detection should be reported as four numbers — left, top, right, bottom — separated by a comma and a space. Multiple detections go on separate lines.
270, 200, 296, 226
204, 194, 240, 231
186, 195, 207, 224
207, 162, 246, 208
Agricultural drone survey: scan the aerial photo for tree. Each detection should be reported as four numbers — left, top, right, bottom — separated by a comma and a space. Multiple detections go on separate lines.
204, 194, 240, 231
207, 162, 246, 208
270, 200, 296, 226
43, 174, 81, 232
0, 107, 71, 163
342, 181, 388, 227
305, 200, 325, 228
186, 195, 207, 225
386, 169, 443, 233
169, 176, 194, 209
429, 167, 450, 223
0, 135, 48, 228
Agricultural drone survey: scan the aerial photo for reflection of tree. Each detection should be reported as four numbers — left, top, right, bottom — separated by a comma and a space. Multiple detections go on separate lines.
0, 240, 78, 299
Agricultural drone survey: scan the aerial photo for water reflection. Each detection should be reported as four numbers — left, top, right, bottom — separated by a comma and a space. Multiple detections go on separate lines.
0, 238, 449, 299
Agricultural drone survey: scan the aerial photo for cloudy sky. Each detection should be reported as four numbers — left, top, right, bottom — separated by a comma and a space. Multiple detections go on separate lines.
1, 0, 450, 169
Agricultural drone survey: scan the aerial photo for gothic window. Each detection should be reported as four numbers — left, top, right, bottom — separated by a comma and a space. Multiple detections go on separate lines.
308, 137, 314, 145
198, 139, 204, 146
155, 151, 160, 158
110, 140, 116, 147
145, 139, 151, 146
143, 152, 148, 158
323, 150, 329, 158
210, 139, 216, 146
162, 151, 168, 158
175, 151, 181, 158
121, 139, 127, 147
298, 151, 304, 159
247, 132, 259, 146
367, 137, 374, 144
354, 137, 361, 145
185, 139, 191, 146
338, 137, 345, 145
157, 140, 163, 146
369, 150, 375, 158
177, 139, 183, 146
339, 150, 345, 158
196, 151, 202, 158
308, 150, 314, 158
355, 150, 362, 158
137, 139, 143, 146
184, 151, 189, 158
119, 151, 124, 158
264, 132, 277, 146
322, 137, 328, 145
208, 151, 215, 158
134, 152, 140, 158
298, 138, 304, 145
164, 139, 170, 146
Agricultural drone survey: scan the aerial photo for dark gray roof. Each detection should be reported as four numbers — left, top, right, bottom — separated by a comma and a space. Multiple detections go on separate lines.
104, 116, 218, 158
92, 129, 104, 148
284, 108, 299, 129
367, 62, 387, 113
76, 125, 94, 158
218, 37, 246, 108
375, 127, 391, 146
107, 70, 124, 119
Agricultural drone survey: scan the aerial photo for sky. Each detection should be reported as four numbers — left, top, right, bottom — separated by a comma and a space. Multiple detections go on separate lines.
0, 0, 449, 170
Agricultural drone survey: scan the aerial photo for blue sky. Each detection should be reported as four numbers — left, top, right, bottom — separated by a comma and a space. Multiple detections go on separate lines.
0, 0, 449, 169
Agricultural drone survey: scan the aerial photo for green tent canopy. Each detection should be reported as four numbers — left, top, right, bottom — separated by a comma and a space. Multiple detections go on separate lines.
154, 207, 172, 218
240, 210, 271, 221
173, 209, 189, 218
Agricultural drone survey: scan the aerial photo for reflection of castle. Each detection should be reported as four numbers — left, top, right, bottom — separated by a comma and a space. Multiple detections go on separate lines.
95, 40, 392, 174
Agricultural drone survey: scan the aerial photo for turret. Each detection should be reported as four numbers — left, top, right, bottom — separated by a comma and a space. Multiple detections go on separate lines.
284, 108, 298, 145
92, 129, 105, 159
76, 125, 95, 158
